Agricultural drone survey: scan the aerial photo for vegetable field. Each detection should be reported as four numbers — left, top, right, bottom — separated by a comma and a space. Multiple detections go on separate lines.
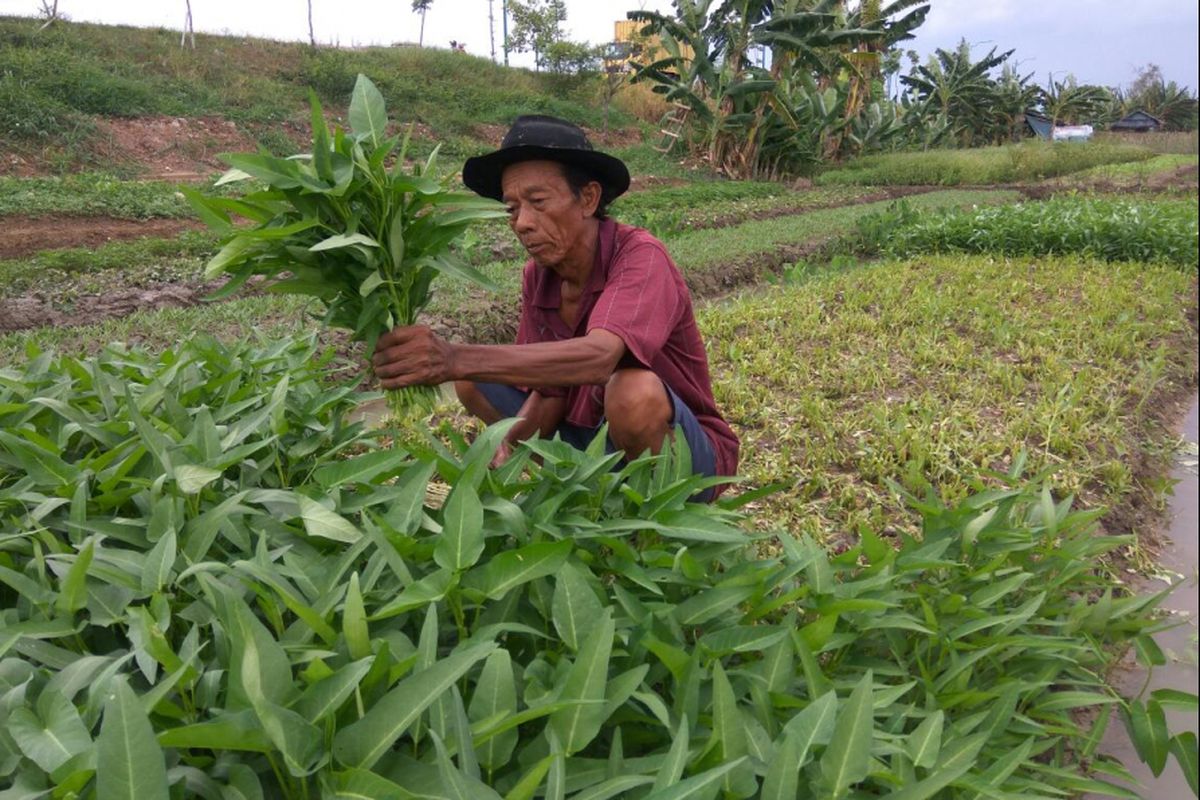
1, 16, 1198, 800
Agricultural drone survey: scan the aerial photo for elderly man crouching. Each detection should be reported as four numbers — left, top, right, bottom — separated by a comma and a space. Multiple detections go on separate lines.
371, 115, 738, 499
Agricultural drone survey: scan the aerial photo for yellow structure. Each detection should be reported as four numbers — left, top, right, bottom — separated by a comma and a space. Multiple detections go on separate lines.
612, 20, 694, 73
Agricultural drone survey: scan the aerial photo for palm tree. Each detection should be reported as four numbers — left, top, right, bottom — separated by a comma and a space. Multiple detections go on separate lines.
412, 0, 433, 47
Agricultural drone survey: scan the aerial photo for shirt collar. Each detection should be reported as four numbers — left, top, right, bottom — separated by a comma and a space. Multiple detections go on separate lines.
530, 218, 618, 310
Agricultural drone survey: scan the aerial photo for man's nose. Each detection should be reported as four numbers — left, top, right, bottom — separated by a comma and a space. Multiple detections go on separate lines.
513, 206, 536, 234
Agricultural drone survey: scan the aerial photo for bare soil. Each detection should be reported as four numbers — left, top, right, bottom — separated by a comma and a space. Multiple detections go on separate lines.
0, 215, 203, 260
0, 281, 227, 333
0, 186, 942, 336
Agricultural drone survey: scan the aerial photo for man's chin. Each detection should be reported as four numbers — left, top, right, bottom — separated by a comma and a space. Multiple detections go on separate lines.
528, 250, 560, 269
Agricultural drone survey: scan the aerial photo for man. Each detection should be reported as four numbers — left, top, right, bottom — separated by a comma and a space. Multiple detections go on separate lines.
371, 115, 738, 497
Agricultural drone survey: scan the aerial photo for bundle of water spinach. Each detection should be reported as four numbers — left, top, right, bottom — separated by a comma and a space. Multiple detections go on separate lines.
187, 73, 506, 414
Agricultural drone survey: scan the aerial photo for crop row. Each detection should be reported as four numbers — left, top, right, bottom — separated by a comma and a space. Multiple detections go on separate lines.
855, 196, 1199, 266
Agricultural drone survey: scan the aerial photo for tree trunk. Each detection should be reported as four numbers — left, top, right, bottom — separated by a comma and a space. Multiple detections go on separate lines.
181, 0, 195, 49
307, 0, 316, 47
37, 0, 59, 31
419, 10, 426, 47
488, 0, 496, 62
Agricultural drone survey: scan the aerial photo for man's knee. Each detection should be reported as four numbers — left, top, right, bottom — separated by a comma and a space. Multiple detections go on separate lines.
605, 369, 671, 449
455, 380, 501, 424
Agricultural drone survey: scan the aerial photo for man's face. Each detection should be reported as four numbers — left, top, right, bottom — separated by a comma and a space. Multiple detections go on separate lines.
501, 160, 599, 270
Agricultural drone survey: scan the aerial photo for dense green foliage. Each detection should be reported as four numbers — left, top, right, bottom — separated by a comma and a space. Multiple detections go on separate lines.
0, 334, 1194, 796
815, 142, 1154, 186
857, 197, 1200, 266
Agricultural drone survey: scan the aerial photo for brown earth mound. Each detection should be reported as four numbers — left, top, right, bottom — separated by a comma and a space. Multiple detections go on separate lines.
0, 215, 203, 260
88, 116, 260, 181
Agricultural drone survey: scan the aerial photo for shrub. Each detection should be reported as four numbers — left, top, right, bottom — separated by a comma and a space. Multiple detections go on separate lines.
0, 72, 79, 139
0, 334, 1192, 796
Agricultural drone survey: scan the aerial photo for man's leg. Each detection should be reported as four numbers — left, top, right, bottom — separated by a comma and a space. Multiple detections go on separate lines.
455, 381, 525, 423
604, 369, 721, 501
604, 369, 673, 456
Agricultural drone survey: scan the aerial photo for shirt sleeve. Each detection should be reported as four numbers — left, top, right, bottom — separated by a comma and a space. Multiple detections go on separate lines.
586, 241, 683, 368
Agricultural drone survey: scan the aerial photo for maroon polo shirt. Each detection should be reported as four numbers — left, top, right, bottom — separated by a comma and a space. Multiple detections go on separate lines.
515, 218, 739, 478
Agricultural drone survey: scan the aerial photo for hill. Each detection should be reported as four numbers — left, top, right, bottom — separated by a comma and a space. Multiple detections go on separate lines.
0, 15, 658, 176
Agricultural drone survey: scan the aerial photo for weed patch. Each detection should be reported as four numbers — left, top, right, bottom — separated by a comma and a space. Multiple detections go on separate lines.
0, 174, 195, 219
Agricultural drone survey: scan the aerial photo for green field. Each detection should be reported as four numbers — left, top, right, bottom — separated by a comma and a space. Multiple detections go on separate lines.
1, 14, 1197, 798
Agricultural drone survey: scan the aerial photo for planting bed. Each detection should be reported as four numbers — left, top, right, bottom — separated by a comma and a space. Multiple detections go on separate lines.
701, 254, 1198, 545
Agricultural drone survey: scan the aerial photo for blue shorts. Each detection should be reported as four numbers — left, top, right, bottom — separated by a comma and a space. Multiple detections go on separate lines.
474, 381, 719, 502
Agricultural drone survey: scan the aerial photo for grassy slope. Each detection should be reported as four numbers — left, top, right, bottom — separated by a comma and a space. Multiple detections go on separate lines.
0, 15, 636, 166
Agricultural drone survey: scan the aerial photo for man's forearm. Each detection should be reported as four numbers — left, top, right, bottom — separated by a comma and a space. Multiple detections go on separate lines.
450, 330, 624, 388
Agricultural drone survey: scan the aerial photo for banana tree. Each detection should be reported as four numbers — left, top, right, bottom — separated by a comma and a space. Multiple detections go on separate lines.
628, 0, 884, 177
1042, 74, 1112, 128
900, 40, 1014, 147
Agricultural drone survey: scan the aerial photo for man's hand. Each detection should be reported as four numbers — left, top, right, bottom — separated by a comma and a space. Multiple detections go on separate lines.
372, 325, 457, 390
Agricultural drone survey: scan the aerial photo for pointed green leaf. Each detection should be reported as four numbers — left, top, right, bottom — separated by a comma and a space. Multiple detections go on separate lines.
333, 641, 497, 768
552, 561, 604, 651
819, 671, 874, 798
434, 483, 485, 571
349, 73, 389, 147
549, 606, 614, 754
641, 758, 748, 800
462, 541, 572, 601
293, 657, 374, 724
297, 495, 361, 543
905, 710, 943, 770
96, 677, 170, 800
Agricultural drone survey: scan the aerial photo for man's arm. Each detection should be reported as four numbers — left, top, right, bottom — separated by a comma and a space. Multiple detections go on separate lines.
372, 327, 626, 390
490, 389, 569, 466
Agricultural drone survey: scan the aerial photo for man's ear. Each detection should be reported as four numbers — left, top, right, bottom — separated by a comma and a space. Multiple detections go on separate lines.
580, 180, 602, 218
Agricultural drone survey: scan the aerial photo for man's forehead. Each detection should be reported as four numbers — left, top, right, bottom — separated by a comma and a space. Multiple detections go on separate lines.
501, 160, 569, 194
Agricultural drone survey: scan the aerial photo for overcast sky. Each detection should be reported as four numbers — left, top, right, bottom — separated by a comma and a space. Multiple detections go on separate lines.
0, 1, 1195, 89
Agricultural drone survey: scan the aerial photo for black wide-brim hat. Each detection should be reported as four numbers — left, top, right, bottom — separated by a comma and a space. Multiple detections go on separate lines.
462, 115, 630, 202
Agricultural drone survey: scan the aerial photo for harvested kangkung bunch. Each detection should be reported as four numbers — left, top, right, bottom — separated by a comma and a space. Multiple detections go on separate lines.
187, 74, 506, 413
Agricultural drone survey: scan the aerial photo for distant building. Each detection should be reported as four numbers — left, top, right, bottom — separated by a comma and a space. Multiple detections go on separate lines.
1022, 109, 1094, 142
1023, 109, 1053, 140
612, 20, 694, 75
1110, 110, 1164, 133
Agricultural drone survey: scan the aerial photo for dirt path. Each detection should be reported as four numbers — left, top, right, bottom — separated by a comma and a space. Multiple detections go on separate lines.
0, 215, 203, 260
1085, 396, 1199, 798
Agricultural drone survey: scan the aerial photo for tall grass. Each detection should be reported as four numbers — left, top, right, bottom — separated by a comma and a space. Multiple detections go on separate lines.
1094, 129, 1199, 155
816, 141, 1154, 186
